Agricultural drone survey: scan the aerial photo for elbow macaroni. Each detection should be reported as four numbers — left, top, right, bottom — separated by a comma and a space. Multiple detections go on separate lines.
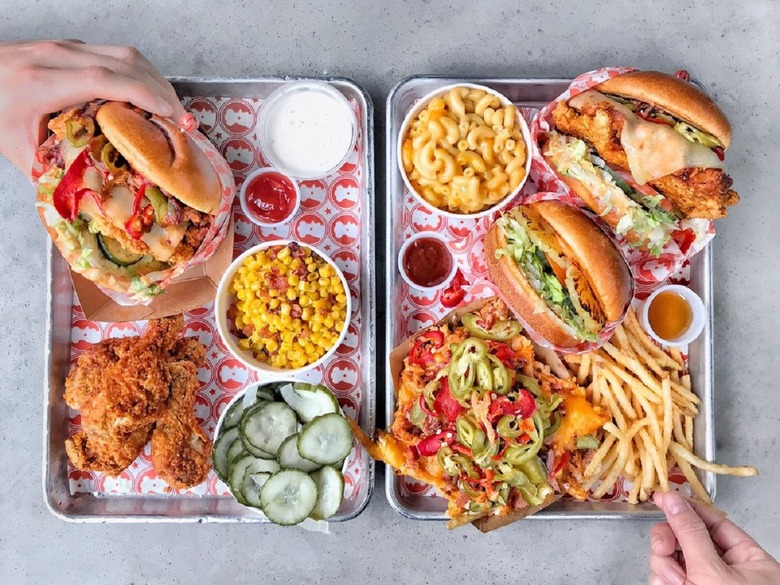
401, 86, 527, 214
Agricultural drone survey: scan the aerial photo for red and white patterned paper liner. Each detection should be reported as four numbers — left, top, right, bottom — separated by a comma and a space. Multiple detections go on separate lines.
30, 105, 237, 306
529, 67, 716, 297
65, 95, 370, 507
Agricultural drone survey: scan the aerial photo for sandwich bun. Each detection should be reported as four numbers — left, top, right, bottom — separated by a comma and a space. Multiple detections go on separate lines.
596, 71, 731, 149
96, 102, 221, 214
485, 201, 632, 348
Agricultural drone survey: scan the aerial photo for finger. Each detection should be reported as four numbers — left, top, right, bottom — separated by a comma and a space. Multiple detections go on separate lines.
648, 575, 667, 585
28, 66, 174, 117
650, 522, 678, 557
66, 43, 185, 119
23, 42, 181, 118
654, 492, 723, 568
687, 498, 761, 555
29, 42, 175, 102
649, 554, 686, 585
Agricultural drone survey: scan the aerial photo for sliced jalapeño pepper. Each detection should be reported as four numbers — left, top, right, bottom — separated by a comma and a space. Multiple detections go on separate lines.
496, 414, 524, 439
516, 373, 541, 397
461, 313, 522, 341
101, 142, 126, 172
486, 354, 511, 395
65, 117, 95, 148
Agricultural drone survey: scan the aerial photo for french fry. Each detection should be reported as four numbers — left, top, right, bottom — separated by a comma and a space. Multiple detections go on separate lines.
624, 309, 682, 371
685, 415, 694, 450
669, 442, 759, 477
577, 353, 591, 386
670, 444, 712, 503
662, 377, 673, 453
585, 433, 617, 478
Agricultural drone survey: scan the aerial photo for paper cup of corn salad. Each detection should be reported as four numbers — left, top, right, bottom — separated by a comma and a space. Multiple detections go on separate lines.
215, 240, 351, 374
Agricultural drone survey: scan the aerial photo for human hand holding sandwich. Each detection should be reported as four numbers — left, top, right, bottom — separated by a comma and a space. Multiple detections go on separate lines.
0, 40, 185, 175
650, 492, 780, 585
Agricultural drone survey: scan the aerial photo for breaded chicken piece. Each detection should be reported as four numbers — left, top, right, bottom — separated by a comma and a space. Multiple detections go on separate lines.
150, 361, 212, 489
171, 337, 207, 365
65, 425, 152, 476
551, 100, 739, 219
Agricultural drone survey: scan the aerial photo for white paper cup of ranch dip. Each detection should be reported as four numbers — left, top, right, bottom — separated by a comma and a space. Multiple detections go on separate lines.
259, 82, 358, 179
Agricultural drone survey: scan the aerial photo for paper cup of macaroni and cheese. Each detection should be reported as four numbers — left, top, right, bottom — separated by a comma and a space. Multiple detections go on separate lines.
397, 83, 532, 220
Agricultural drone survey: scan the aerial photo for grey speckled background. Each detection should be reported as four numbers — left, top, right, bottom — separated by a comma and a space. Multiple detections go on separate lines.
1, 1, 778, 584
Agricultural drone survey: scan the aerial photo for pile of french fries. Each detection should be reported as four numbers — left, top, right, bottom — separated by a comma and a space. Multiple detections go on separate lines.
564, 309, 758, 504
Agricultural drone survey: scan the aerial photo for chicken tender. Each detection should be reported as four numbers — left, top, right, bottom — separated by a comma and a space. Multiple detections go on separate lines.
150, 361, 212, 489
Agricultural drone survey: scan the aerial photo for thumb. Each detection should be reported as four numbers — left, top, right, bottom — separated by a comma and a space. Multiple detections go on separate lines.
656, 493, 723, 569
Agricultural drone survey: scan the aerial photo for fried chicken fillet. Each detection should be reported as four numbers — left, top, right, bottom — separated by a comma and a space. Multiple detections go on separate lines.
64, 315, 211, 487
551, 98, 739, 219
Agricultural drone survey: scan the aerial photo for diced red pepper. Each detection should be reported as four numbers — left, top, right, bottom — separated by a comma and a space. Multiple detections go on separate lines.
408, 330, 445, 367
635, 109, 672, 125
433, 377, 462, 423
491, 442, 511, 461
412, 430, 455, 457
712, 146, 725, 161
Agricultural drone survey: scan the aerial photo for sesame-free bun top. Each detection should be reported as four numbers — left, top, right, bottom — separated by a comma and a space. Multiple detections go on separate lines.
96, 102, 221, 214
596, 71, 732, 148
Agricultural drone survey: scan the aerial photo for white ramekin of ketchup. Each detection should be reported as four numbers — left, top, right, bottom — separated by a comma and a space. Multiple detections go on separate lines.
641, 284, 706, 346
398, 232, 458, 291
239, 167, 301, 227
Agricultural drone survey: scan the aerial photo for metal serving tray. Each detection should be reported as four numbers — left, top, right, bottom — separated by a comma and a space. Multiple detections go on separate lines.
43, 77, 375, 522
384, 75, 715, 520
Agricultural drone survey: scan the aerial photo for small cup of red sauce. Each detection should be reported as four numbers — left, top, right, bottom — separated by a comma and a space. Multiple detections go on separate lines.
239, 167, 301, 227
398, 232, 458, 291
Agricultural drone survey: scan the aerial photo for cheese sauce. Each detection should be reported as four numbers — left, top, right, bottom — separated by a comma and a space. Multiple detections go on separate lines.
261, 85, 356, 178
568, 90, 724, 184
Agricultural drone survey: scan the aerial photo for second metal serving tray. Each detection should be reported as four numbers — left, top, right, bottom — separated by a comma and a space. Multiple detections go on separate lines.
384, 75, 715, 520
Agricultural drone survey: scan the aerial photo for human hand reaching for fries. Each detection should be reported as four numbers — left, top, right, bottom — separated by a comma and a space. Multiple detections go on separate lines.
0, 40, 184, 175
649, 492, 780, 585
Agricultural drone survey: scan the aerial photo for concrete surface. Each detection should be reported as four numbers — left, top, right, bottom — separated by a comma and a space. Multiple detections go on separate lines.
1, 1, 778, 584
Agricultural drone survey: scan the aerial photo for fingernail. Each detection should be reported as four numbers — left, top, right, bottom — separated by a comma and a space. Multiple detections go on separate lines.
650, 533, 661, 553
155, 97, 174, 117
662, 564, 686, 585
664, 493, 691, 516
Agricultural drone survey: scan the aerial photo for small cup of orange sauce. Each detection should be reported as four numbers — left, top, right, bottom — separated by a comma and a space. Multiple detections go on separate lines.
397, 232, 457, 291
641, 284, 706, 346
239, 167, 301, 227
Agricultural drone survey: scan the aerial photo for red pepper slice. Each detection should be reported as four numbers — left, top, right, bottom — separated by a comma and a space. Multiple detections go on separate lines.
712, 146, 725, 161
440, 269, 469, 308
488, 341, 516, 368
52, 150, 92, 221
433, 377, 462, 423
451, 443, 473, 458
487, 390, 537, 423
551, 451, 571, 477
673, 69, 691, 81
418, 394, 437, 418
408, 330, 445, 367
672, 228, 697, 256
635, 109, 673, 125
491, 442, 512, 461
124, 183, 148, 240
412, 430, 455, 457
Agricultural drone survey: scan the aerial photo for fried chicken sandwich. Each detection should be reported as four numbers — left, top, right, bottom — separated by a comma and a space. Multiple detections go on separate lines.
542, 71, 739, 256
36, 101, 221, 298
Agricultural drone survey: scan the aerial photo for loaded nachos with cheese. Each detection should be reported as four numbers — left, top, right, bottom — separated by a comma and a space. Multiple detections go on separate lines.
352, 298, 609, 528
